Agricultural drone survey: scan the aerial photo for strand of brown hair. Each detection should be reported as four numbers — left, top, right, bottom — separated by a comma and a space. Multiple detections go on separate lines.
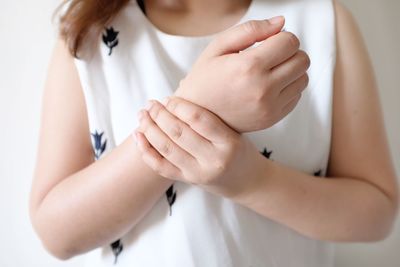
52, 0, 130, 58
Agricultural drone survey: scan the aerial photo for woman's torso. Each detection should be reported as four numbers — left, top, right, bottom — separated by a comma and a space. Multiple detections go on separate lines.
74, 0, 336, 266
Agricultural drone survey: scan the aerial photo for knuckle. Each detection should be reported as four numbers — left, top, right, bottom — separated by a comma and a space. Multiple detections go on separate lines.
283, 31, 300, 49
160, 141, 173, 156
139, 112, 151, 131
298, 50, 311, 69
259, 103, 275, 122
257, 84, 270, 99
252, 90, 265, 104
149, 102, 163, 120
237, 55, 261, 78
189, 110, 203, 123
170, 122, 184, 140
165, 97, 179, 113
243, 20, 262, 35
248, 54, 263, 70
293, 93, 302, 103
252, 84, 270, 103
303, 74, 309, 88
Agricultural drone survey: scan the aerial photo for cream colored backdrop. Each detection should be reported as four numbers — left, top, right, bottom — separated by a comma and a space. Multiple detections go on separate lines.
0, 0, 398, 266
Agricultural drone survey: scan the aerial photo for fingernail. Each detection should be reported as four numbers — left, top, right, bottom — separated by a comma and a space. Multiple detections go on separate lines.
268, 16, 284, 25
145, 100, 153, 110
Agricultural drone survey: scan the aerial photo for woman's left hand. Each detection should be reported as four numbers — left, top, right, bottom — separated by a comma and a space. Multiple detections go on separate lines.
135, 97, 266, 199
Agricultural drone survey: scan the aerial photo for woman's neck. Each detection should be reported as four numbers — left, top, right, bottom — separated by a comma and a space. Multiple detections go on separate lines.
144, 0, 252, 36
149, 0, 249, 14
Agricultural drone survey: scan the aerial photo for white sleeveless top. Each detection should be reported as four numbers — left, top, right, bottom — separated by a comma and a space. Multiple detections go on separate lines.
74, 0, 336, 266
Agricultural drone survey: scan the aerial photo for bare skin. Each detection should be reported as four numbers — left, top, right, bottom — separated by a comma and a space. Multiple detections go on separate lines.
30, 1, 288, 259
29, 38, 174, 259
136, 0, 399, 241
145, 0, 253, 36
29, 0, 398, 261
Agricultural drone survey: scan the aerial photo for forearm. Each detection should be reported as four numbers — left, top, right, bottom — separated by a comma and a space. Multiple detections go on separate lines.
31, 135, 173, 259
232, 157, 398, 242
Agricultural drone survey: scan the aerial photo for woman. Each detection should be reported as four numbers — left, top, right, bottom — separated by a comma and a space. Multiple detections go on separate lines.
29, 0, 399, 266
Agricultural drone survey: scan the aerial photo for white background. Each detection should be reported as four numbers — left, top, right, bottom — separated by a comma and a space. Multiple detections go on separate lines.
0, 0, 399, 266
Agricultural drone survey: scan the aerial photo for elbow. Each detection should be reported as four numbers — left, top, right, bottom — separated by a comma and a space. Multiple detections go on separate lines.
29, 207, 80, 261
368, 218, 396, 242
311, 189, 399, 243
374, 183, 400, 241
365, 216, 397, 242
372, 196, 399, 242
356, 193, 399, 242
35, 222, 81, 260
31, 228, 77, 260
357, 177, 400, 242
41, 238, 77, 261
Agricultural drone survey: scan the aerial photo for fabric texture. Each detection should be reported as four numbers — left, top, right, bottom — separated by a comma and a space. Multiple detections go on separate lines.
74, 0, 337, 266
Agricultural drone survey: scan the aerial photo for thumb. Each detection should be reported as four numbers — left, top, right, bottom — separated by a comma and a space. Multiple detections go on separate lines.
204, 16, 285, 58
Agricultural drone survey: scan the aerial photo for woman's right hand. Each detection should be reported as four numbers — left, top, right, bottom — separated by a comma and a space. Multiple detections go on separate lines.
174, 16, 310, 133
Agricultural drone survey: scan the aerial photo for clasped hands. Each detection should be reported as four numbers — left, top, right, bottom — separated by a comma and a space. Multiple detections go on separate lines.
134, 17, 310, 200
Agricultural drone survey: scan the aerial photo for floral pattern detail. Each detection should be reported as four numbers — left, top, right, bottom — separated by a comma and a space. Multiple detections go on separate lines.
91, 130, 107, 160
261, 147, 273, 159
110, 239, 124, 265
166, 184, 177, 216
102, 27, 119, 56
314, 169, 323, 177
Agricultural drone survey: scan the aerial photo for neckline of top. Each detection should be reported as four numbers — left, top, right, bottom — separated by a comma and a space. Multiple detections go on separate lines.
134, 0, 256, 41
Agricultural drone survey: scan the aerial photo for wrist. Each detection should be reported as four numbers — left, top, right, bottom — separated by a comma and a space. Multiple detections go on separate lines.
207, 137, 269, 202
230, 144, 272, 205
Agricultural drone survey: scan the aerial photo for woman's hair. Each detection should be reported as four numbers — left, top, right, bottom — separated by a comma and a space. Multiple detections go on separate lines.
53, 0, 130, 58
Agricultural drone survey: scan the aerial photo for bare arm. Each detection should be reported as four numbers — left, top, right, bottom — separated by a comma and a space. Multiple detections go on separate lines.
29, 18, 303, 260
29, 38, 173, 260
132, 0, 399, 242
231, 0, 399, 241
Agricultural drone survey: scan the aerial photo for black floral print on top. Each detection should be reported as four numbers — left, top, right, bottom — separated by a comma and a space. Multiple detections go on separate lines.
110, 239, 123, 265
166, 184, 177, 216
314, 169, 324, 177
260, 145, 325, 178
103, 27, 119, 56
90, 130, 124, 264
261, 147, 273, 160
91, 130, 107, 160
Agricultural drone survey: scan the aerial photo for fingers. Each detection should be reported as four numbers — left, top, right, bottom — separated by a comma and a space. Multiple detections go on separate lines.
146, 100, 213, 159
271, 50, 311, 90
204, 16, 285, 58
137, 109, 197, 170
278, 74, 309, 106
163, 97, 236, 144
135, 131, 182, 180
245, 31, 300, 70
280, 93, 302, 119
